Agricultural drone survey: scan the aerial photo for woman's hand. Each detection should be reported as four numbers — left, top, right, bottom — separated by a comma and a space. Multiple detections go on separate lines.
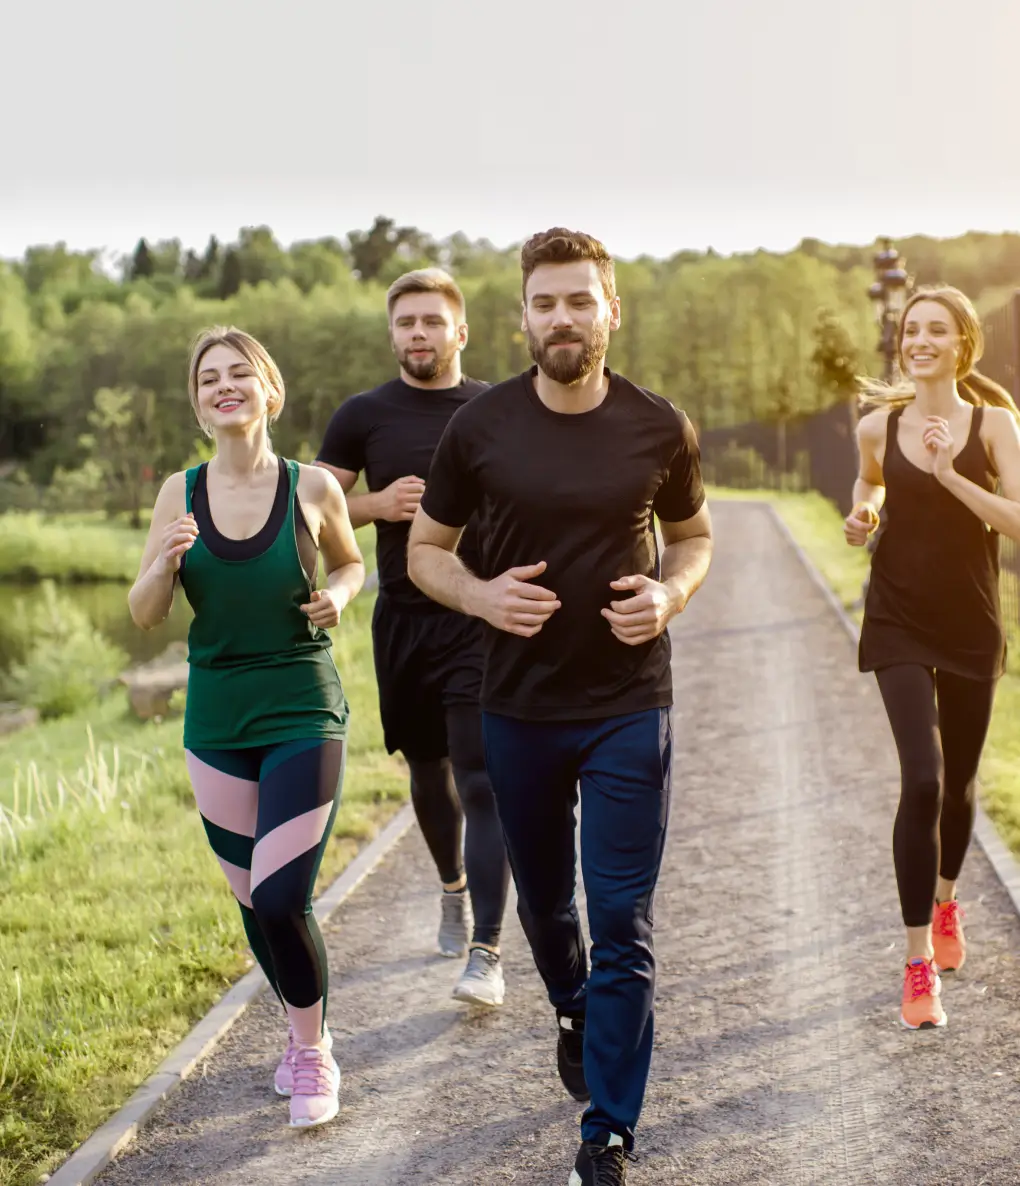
155, 513, 199, 574
844, 502, 879, 546
924, 417, 957, 483
300, 588, 344, 629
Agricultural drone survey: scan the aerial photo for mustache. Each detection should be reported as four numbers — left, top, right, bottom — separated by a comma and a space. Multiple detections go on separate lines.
544, 333, 584, 346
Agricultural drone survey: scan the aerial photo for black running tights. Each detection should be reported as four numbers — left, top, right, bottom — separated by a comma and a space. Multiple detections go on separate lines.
407, 707, 510, 947
875, 664, 997, 927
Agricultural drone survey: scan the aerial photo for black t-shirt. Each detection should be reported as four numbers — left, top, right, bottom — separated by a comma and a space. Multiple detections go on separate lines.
317, 377, 488, 609
420, 367, 705, 720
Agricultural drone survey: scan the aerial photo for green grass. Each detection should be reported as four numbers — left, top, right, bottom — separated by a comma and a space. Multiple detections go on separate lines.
717, 485, 1020, 859
0, 527, 399, 1186
0, 514, 149, 584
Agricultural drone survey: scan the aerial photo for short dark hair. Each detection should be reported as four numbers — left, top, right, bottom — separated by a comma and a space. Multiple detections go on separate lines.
520, 228, 616, 302
386, 268, 466, 320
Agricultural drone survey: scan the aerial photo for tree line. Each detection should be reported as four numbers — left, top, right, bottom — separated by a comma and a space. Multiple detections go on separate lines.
1, 218, 1018, 521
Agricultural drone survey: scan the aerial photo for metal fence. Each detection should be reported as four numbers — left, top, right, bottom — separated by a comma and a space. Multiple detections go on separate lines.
698, 401, 859, 517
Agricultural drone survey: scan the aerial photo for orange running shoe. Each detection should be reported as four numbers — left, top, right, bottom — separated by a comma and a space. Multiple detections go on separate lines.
932, 899, 966, 972
900, 958, 947, 1030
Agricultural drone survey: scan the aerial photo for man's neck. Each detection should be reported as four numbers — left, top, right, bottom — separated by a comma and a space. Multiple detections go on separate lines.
532, 362, 609, 414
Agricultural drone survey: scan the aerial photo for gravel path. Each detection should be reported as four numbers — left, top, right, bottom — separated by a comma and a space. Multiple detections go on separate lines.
96, 501, 1020, 1185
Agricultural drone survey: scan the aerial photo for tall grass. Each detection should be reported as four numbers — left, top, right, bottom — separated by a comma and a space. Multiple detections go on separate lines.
0, 514, 147, 583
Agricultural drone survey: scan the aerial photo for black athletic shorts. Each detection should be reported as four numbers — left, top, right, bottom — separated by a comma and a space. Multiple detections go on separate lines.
372, 594, 484, 761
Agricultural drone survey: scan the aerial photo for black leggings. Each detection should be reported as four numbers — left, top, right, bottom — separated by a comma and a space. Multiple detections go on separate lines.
407, 706, 510, 948
875, 665, 997, 927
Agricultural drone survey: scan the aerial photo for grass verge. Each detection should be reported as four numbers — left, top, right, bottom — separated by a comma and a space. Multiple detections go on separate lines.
712, 485, 1020, 859
0, 531, 401, 1186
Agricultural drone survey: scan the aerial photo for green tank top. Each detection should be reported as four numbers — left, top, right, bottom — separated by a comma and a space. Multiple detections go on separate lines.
179, 457, 349, 749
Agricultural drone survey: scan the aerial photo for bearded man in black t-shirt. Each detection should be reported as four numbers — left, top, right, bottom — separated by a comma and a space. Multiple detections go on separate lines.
315, 269, 510, 1009
408, 230, 713, 1186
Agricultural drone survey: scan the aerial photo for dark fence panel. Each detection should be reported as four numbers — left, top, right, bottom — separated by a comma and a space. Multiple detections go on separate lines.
982, 290, 1020, 401
699, 401, 858, 516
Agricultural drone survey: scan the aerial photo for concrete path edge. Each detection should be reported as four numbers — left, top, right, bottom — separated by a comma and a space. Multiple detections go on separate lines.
766, 500, 1020, 920
46, 802, 417, 1186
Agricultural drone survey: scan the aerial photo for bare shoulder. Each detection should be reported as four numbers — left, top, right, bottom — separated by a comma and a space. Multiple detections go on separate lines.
155, 470, 188, 512
981, 405, 1018, 437
296, 462, 343, 508
856, 407, 891, 445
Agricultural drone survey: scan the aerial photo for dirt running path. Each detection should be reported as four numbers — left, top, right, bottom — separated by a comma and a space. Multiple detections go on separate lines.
97, 501, 1020, 1185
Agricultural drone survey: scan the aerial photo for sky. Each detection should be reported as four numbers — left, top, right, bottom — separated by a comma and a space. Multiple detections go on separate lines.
3, 0, 1019, 264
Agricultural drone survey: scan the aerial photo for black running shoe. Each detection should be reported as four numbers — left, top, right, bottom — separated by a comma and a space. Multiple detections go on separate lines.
568, 1134, 636, 1185
557, 1013, 589, 1102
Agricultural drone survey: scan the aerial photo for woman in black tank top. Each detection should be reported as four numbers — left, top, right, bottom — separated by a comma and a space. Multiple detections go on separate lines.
844, 285, 1020, 1031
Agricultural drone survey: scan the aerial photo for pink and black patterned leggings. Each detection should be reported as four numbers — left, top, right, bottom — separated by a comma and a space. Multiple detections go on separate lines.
185, 738, 345, 1044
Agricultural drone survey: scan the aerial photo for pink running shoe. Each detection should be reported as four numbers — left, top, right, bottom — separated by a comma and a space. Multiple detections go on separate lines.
289, 1044, 341, 1129
274, 1027, 333, 1097
932, 899, 966, 972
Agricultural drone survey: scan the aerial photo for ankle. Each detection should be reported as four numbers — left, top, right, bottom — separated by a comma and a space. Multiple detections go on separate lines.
442, 877, 467, 893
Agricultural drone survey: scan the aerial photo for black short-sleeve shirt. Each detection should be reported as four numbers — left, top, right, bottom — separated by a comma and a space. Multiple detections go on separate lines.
420, 367, 705, 720
317, 377, 487, 609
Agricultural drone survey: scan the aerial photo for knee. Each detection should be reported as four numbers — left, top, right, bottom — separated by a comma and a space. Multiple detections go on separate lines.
250, 881, 303, 934
454, 766, 496, 815
900, 768, 942, 817
588, 892, 652, 952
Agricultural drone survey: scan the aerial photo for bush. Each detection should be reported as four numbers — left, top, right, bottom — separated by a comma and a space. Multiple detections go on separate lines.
1, 583, 128, 718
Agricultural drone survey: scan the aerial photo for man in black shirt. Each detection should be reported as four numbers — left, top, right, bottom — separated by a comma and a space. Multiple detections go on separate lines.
315, 269, 510, 1008
408, 230, 712, 1185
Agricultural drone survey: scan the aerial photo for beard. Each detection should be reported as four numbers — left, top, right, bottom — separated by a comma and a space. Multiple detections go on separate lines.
527, 317, 609, 384
396, 338, 460, 383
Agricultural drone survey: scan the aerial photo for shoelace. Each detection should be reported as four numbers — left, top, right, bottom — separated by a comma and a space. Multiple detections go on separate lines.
587, 1143, 638, 1186
934, 901, 962, 936
466, 948, 498, 976
292, 1047, 335, 1097
904, 961, 935, 1002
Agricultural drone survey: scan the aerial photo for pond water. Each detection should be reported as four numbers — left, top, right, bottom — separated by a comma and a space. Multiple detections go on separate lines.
0, 582, 193, 671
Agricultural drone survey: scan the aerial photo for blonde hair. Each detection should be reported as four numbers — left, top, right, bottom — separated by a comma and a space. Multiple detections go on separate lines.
187, 326, 285, 437
385, 268, 466, 320
858, 285, 1020, 424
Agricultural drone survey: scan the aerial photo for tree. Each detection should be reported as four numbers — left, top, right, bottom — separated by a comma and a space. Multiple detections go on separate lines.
218, 248, 242, 299
347, 216, 436, 281
130, 239, 155, 280
78, 386, 162, 526
811, 308, 861, 409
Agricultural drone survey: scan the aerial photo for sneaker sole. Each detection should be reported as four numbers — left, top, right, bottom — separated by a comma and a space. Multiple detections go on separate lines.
568, 1172, 582, 1186
452, 984, 504, 1007
274, 1082, 293, 1098
900, 1014, 948, 1029
438, 945, 467, 959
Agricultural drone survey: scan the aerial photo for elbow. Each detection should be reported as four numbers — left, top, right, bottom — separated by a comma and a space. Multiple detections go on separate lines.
407, 543, 425, 590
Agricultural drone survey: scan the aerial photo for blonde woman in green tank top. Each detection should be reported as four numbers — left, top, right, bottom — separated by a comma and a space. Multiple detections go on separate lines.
129, 327, 364, 1130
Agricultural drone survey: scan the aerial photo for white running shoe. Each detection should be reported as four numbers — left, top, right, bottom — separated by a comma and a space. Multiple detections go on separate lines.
452, 947, 505, 1007
438, 889, 471, 958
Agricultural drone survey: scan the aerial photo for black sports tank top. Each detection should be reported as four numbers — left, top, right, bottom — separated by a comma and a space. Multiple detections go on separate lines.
859, 405, 1005, 679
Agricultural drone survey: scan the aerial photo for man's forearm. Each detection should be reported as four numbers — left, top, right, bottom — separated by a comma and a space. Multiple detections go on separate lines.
661, 536, 713, 613
343, 491, 378, 530
408, 543, 488, 618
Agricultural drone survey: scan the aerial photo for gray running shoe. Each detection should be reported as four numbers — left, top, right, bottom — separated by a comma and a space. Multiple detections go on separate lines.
438, 890, 471, 958
452, 947, 505, 1007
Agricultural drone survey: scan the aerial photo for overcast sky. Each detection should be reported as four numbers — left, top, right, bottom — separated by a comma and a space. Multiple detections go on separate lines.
2, 0, 1018, 263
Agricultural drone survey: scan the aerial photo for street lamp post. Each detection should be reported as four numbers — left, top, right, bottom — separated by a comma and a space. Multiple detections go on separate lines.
854, 239, 912, 611
868, 238, 911, 383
